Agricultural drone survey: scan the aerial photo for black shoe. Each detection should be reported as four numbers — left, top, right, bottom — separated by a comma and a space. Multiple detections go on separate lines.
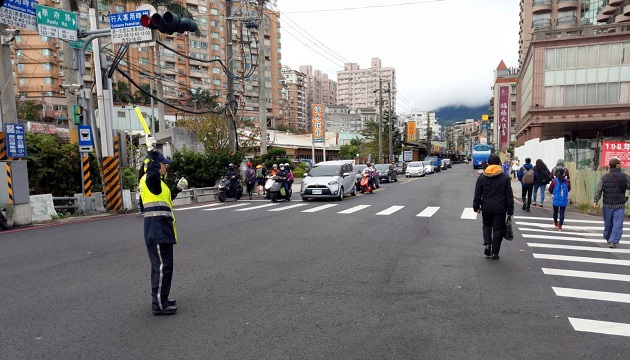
484, 244, 491, 257
526, 208, 530, 212
152, 305, 177, 315
522, 204, 526, 210
491, 253, 500, 260
167, 299, 176, 306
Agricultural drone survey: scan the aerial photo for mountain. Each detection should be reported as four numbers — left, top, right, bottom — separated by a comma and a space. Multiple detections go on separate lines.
434, 105, 489, 127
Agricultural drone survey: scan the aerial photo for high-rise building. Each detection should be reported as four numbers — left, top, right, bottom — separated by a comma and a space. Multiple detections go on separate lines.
336, 58, 396, 116
298, 65, 336, 131
490, 60, 518, 151
280, 66, 307, 131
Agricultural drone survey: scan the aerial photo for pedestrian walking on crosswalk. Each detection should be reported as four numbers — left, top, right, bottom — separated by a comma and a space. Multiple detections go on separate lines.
593, 157, 630, 248
548, 168, 571, 231
473, 155, 515, 259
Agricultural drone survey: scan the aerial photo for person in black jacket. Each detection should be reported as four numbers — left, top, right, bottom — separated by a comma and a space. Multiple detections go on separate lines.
226, 163, 240, 199
593, 157, 630, 248
473, 154, 515, 259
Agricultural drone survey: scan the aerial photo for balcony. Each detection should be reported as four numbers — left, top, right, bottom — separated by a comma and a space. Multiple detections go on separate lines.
601, 4, 618, 15
556, 15, 577, 28
532, 0, 551, 13
625, 4, 630, 16
609, 0, 624, 5
532, 18, 552, 29
557, 0, 578, 11
597, 13, 611, 23
615, 13, 630, 23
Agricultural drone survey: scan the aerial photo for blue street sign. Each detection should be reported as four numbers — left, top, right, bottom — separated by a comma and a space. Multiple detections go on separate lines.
0, 0, 38, 31
77, 125, 94, 152
4, 123, 28, 158
109, 10, 152, 44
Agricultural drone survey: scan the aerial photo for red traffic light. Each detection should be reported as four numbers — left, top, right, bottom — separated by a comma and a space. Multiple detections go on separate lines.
140, 12, 197, 34
140, 14, 152, 28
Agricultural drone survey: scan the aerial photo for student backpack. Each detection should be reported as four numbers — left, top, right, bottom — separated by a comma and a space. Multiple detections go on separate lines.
522, 167, 535, 185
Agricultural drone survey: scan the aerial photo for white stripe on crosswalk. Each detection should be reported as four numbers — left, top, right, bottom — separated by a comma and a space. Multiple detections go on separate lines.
514, 216, 604, 224
175, 203, 223, 211
301, 204, 338, 213
517, 221, 603, 230
461, 208, 477, 220
268, 203, 309, 211
542, 268, 630, 282
234, 203, 279, 211
533, 253, 630, 266
528, 243, 630, 253
523, 234, 606, 244
376, 206, 405, 216
553, 287, 630, 303
338, 205, 371, 214
520, 227, 630, 238
202, 203, 250, 211
569, 318, 630, 337
416, 206, 439, 217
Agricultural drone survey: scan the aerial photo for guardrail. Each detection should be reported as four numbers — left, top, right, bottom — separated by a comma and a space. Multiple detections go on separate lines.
52, 196, 79, 213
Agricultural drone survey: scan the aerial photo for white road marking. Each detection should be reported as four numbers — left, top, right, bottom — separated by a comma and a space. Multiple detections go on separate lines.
416, 206, 439, 217
527, 243, 630, 253
338, 205, 371, 214
301, 204, 338, 213
517, 221, 603, 230
569, 318, 630, 337
175, 203, 222, 211
533, 253, 630, 266
202, 203, 250, 211
523, 234, 606, 244
520, 227, 630, 237
376, 206, 405, 216
234, 203, 279, 211
553, 287, 630, 303
461, 208, 477, 220
514, 216, 604, 224
268, 203, 310, 211
542, 268, 630, 282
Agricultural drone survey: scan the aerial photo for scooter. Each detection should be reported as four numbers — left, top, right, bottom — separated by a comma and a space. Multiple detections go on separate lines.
360, 172, 373, 194
217, 176, 243, 202
268, 176, 292, 202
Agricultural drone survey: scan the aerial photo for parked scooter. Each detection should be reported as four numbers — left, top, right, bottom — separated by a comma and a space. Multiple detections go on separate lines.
268, 175, 292, 202
360, 172, 373, 194
217, 176, 243, 202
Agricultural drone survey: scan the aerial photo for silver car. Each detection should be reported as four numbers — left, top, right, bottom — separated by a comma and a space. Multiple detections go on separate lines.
301, 160, 358, 201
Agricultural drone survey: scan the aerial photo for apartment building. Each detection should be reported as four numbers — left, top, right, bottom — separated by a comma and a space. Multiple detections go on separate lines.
336, 58, 396, 117
490, 60, 518, 151
11, 0, 284, 127
516, 0, 630, 144
280, 66, 307, 131
298, 65, 337, 132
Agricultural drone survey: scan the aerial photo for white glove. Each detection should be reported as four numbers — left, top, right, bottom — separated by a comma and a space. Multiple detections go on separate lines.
146, 136, 157, 152
177, 177, 188, 190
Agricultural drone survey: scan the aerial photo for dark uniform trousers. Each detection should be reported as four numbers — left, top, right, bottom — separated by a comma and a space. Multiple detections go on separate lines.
482, 211, 505, 255
147, 243, 174, 310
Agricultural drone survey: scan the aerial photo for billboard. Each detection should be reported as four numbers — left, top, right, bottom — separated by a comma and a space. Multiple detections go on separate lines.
600, 140, 630, 168
499, 86, 510, 151
312, 104, 323, 143
406, 121, 416, 142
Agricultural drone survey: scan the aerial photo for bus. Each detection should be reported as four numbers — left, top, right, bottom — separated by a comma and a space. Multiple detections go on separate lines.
472, 144, 492, 169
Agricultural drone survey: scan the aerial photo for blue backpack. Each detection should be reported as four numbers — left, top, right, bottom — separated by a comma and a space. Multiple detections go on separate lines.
553, 179, 569, 207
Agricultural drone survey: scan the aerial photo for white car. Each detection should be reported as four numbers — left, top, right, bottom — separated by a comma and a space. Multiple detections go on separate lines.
300, 160, 357, 200
423, 161, 435, 174
405, 161, 425, 177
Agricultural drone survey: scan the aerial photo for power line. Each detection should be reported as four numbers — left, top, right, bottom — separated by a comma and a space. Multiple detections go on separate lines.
283, 0, 447, 14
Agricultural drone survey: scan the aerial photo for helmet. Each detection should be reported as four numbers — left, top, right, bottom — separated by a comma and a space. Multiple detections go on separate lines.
247, 162, 252, 167
229, 163, 234, 167
273, 164, 278, 169
284, 163, 290, 167
366, 161, 371, 166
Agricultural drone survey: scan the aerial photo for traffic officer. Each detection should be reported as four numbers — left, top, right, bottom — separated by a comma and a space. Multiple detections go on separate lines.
139, 137, 188, 315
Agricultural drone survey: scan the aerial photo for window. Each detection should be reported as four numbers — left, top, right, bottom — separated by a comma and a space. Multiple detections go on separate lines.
18, 79, 25, 85
115, 5, 124, 13
212, 68, 221, 74
40, 36, 49, 42
210, 9, 218, 15
199, 5, 207, 13
213, 79, 221, 85
44, 78, 55, 84
17, 64, 25, 71
212, 44, 219, 51
200, 18, 207, 25
140, 58, 149, 65
15, 50, 23, 57
211, 32, 219, 39
42, 49, 52, 56
42, 63, 54, 70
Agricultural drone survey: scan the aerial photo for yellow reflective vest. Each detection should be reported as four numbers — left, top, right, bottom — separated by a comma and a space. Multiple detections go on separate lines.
139, 174, 178, 244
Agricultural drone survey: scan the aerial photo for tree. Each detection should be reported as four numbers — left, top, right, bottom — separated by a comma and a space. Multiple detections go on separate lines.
134, 83, 152, 105
338, 137, 362, 160
177, 113, 229, 153
186, 88, 218, 109
112, 81, 134, 104
16, 100, 42, 121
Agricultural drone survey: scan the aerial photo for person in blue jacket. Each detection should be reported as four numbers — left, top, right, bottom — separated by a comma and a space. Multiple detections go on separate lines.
517, 157, 537, 212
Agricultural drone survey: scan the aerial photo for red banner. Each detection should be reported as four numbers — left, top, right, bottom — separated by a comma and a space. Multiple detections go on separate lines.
499, 86, 509, 151
600, 140, 630, 168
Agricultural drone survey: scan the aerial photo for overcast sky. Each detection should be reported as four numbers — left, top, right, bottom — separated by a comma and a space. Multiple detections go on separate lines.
273, 0, 520, 113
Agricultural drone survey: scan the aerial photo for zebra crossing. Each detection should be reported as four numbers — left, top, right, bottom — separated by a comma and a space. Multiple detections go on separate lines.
175, 200, 483, 219
516, 214, 630, 337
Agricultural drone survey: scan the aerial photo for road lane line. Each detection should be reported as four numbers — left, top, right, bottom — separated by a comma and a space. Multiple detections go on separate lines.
553, 287, 630, 303
527, 243, 630, 253
461, 208, 477, 220
514, 216, 604, 224
202, 203, 250, 211
523, 234, 606, 243
338, 205, 371, 214
533, 253, 630, 266
302, 204, 338, 213
542, 268, 630, 282
517, 221, 603, 230
416, 206, 439, 217
234, 203, 278, 211
518, 227, 618, 237
569, 318, 630, 337
268, 203, 309, 211
175, 203, 223, 211
377, 205, 405, 216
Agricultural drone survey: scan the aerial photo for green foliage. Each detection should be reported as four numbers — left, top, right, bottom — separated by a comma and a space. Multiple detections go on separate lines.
26, 133, 101, 196
292, 161, 310, 178
122, 167, 139, 191
164, 147, 244, 187
16, 100, 42, 121
338, 143, 360, 160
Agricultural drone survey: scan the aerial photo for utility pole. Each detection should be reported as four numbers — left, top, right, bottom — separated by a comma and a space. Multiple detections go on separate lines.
154, 41, 165, 134
226, 0, 236, 151
0, 23, 17, 127
426, 112, 432, 156
258, 0, 267, 155
61, 0, 78, 135
387, 83, 393, 162
378, 79, 383, 163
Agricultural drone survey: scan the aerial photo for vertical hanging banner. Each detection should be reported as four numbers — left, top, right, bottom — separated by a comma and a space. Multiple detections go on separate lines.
406, 121, 416, 142
499, 86, 510, 151
312, 104, 323, 143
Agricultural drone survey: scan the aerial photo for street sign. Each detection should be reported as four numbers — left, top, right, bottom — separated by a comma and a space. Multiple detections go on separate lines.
4, 123, 28, 158
109, 10, 152, 44
69, 39, 92, 51
403, 150, 412, 162
0, 0, 38, 31
77, 125, 94, 152
35, 5, 77, 41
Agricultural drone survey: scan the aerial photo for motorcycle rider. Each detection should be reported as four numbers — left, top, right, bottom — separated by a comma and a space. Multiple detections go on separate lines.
276, 163, 291, 201
270, 163, 278, 176
226, 163, 240, 200
366, 161, 378, 189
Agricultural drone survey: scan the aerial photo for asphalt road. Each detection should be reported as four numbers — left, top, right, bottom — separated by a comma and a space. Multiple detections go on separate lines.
1, 164, 629, 359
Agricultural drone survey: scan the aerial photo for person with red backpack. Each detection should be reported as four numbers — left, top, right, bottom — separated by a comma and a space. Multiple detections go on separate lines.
548, 168, 571, 231
517, 157, 537, 212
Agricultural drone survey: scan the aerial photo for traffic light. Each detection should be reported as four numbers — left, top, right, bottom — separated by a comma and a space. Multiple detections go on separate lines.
73, 105, 83, 125
141, 12, 198, 35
